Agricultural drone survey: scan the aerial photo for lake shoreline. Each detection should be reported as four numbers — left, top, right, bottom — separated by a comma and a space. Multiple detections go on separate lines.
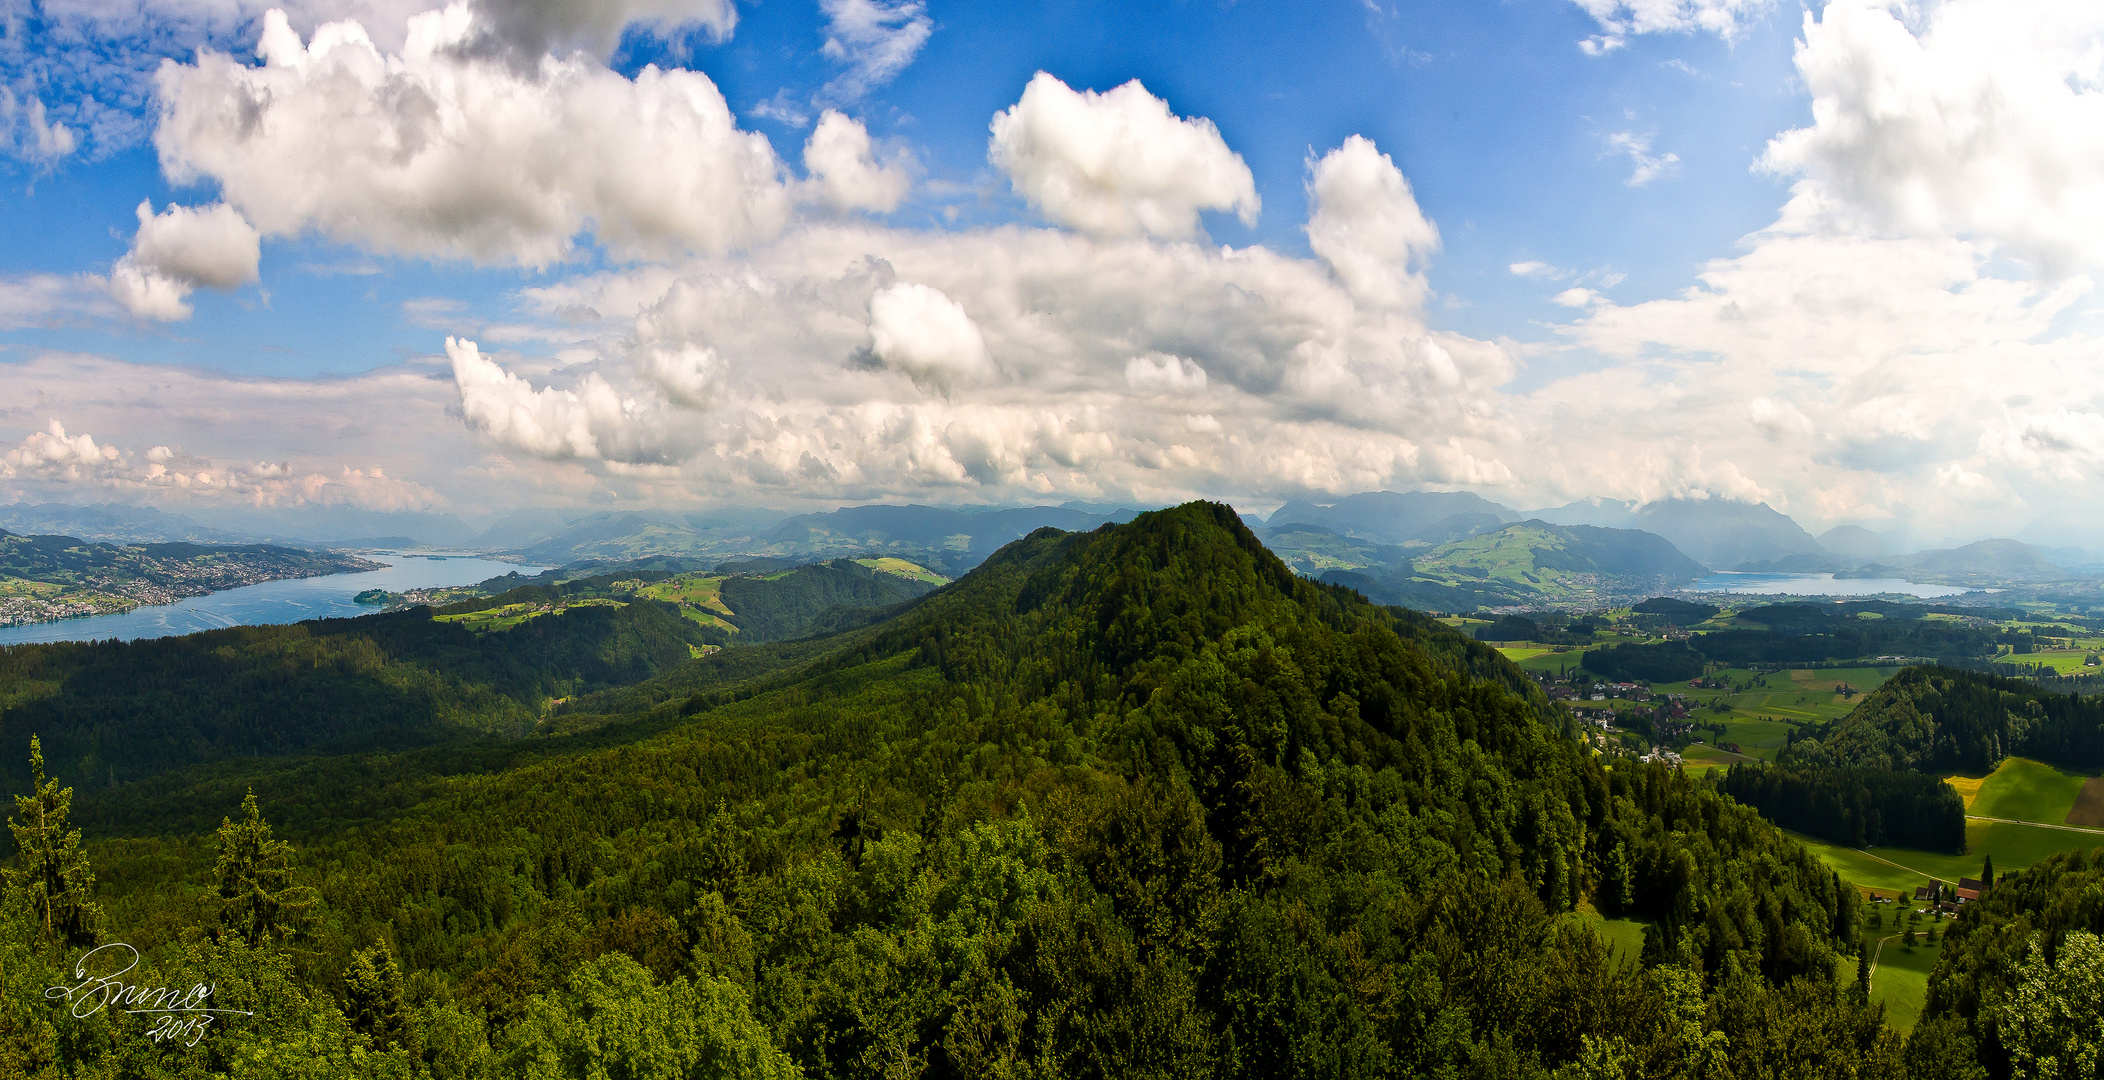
1686, 571, 1972, 599
0, 552, 550, 648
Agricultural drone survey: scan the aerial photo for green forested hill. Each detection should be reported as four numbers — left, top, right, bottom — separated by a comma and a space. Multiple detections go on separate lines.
2, 504, 1927, 1076
1913, 846, 2104, 1077
715, 559, 939, 641
0, 598, 713, 790
1786, 665, 2104, 774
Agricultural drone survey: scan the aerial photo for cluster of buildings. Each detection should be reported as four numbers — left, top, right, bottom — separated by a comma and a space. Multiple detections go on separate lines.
0, 549, 376, 628
1907, 876, 1996, 912
0, 588, 134, 626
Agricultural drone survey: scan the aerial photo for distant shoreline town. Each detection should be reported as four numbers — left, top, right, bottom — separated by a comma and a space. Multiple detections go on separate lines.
0, 531, 382, 629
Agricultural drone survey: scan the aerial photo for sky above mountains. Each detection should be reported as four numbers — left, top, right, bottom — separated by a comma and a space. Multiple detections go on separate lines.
2, 0, 2102, 547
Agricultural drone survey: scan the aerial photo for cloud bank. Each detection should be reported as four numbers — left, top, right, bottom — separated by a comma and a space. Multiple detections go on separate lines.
19, 0, 2104, 550
151, 6, 902, 266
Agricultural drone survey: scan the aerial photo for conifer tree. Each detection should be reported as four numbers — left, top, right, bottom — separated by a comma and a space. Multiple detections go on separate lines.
1982, 853, 1994, 889
345, 942, 406, 1049
3, 736, 102, 947
214, 789, 317, 947
1855, 938, 1871, 1004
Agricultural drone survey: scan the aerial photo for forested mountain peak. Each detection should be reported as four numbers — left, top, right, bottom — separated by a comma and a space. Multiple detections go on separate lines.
5, 502, 1910, 1076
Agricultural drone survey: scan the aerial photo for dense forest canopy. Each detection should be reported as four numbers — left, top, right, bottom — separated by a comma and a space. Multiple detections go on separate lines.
1718, 763, 1965, 852
0, 504, 2096, 1076
1785, 666, 2104, 774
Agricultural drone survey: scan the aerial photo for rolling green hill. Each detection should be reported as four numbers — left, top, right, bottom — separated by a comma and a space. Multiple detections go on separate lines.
0, 598, 715, 790
1303, 521, 1708, 609
1786, 666, 2104, 775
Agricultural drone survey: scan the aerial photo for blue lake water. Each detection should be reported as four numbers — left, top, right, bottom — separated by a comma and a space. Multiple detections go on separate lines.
0, 552, 547, 647
1689, 572, 1970, 598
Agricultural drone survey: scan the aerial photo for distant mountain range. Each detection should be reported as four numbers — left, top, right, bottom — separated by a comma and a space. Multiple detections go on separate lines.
0, 502, 251, 545
1528, 497, 1827, 572
1266, 490, 1518, 546
1254, 490, 2093, 608
6, 488, 2092, 607
1292, 520, 1705, 610
498, 503, 1144, 577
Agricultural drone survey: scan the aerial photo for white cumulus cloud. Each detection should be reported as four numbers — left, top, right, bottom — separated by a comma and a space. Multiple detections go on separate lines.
109, 200, 263, 321
1761, 0, 2104, 277
449, 336, 677, 462
152, 6, 795, 267
867, 282, 993, 393
1124, 354, 1209, 394
989, 72, 1259, 240
0, 87, 78, 160
801, 110, 913, 214
1306, 136, 1440, 311
1605, 131, 1679, 187
1570, 0, 1773, 53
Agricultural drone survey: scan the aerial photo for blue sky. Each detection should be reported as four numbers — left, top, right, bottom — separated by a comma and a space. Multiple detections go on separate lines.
3, 0, 2103, 547
5, 0, 1805, 373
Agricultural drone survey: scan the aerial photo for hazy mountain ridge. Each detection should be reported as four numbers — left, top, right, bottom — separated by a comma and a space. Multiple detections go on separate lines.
1302, 520, 1708, 609
1530, 497, 1827, 571
0, 502, 252, 544
12, 489, 2092, 606
504, 503, 1144, 577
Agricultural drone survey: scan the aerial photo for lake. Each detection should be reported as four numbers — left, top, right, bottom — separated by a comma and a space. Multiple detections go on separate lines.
1689, 572, 1970, 598
0, 552, 548, 647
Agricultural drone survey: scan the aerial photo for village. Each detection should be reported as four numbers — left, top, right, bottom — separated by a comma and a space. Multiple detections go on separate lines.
0, 536, 380, 627
1526, 666, 1727, 767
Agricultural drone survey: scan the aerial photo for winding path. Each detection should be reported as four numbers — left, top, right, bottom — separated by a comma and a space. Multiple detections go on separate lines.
1964, 814, 2104, 836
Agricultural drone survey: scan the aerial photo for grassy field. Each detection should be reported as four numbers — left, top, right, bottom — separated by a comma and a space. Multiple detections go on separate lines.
1963, 757, 2092, 824
1562, 905, 1648, 969
1867, 933, 1943, 1031
1507, 648, 1586, 675
633, 575, 740, 630
1680, 743, 1757, 771
1787, 832, 1929, 896
434, 597, 626, 632
854, 557, 949, 585
2019, 650, 2099, 674
1792, 820, 2104, 903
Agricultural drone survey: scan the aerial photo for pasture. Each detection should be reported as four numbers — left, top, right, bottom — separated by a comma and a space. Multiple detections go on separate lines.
432, 596, 627, 632
1865, 934, 1942, 1032
1793, 820, 2103, 902
855, 557, 949, 585
1961, 756, 2092, 825
633, 574, 739, 630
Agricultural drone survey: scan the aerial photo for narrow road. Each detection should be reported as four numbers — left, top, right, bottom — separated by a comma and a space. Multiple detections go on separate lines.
1851, 848, 1940, 882
1965, 814, 2104, 836
1866, 932, 1902, 989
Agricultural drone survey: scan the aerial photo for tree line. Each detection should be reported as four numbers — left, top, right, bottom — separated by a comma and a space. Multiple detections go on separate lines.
1718, 763, 1965, 851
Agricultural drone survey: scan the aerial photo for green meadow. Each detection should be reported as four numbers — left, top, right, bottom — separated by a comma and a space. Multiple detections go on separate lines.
632, 574, 741, 630
1792, 819, 2104, 905
1866, 933, 1943, 1031
1563, 906, 1649, 970
1963, 756, 2093, 824
853, 556, 950, 585
432, 596, 626, 632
